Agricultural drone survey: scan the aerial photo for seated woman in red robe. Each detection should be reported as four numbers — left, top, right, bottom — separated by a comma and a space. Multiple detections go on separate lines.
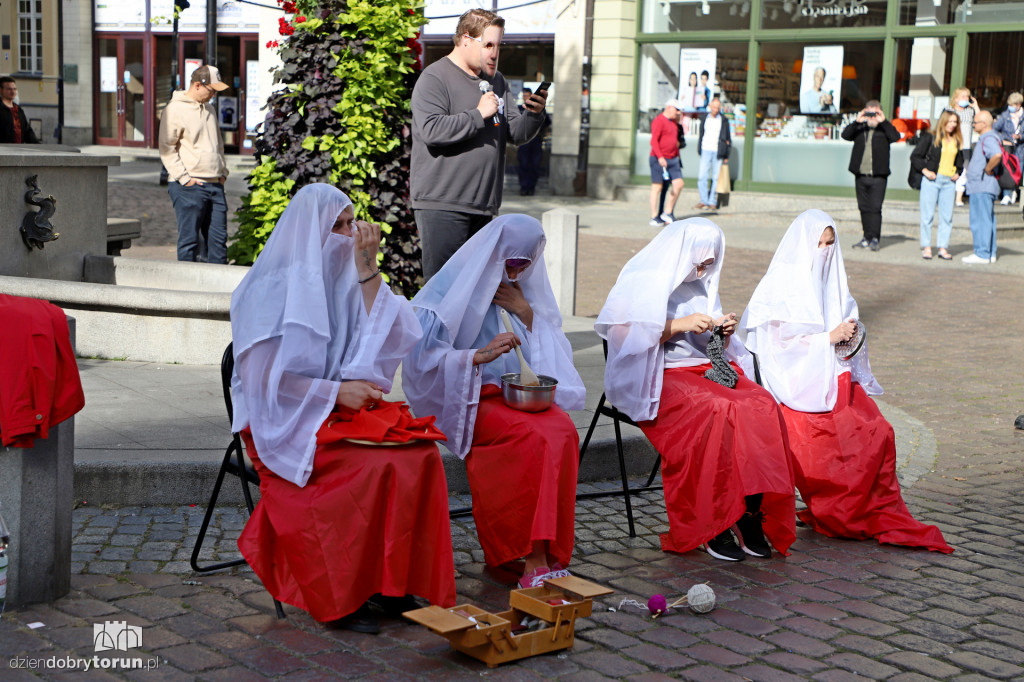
230, 184, 456, 634
596, 218, 796, 562
740, 209, 951, 553
402, 215, 586, 588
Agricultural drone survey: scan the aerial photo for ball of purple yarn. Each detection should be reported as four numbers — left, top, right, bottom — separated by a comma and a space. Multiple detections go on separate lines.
647, 594, 668, 615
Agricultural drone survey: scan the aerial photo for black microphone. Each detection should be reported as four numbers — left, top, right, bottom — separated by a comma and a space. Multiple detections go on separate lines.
478, 81, 500, 127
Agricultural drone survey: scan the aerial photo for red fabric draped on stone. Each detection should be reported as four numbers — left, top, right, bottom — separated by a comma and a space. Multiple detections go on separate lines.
464, 385, 579, 568
237, 417, 457, 623
0, 294, 85, 448
639, 365, 797, 556
782, 373, 952, 553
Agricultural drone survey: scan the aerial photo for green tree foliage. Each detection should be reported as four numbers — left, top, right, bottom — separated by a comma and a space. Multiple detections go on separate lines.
231, 0, 427, 297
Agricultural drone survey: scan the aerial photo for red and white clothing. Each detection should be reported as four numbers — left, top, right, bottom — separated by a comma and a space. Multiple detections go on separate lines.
596, 219, 796, 555
230, 185, 456, 621
650, 113, 680, 160
403, 215, 585, 568
740, 209, 951, 553
0, 294, 85, 448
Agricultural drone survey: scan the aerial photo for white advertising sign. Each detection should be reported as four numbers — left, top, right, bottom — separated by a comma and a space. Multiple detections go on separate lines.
799, 45, 843, 115
678, 48, 717, 113
245, 60, 263, 132
100, 57, 118, 93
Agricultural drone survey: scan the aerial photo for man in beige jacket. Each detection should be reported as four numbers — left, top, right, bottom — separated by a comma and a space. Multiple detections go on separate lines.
159, 65, 230, 264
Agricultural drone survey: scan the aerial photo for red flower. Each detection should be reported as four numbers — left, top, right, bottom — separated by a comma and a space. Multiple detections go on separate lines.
278, 16, 295, 35
294, 14, 306, 23
265, 39, 280, 48
282, 0, 297, 13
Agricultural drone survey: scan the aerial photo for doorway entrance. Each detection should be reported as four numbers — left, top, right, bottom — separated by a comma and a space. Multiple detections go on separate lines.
96, 36, 148, 146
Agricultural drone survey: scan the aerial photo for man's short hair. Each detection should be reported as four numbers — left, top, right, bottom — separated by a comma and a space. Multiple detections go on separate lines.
0, 76, 16, 88
700, 70, 710, 78
453, 9, 505, 45
865, 99, 882, 109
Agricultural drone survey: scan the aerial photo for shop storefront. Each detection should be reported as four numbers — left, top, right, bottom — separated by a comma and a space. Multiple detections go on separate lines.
92, 0, 274, 152
632, 0, 1024, 196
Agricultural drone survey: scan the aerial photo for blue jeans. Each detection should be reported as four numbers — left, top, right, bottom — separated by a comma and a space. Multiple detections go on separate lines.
168, 181, 228, 264
967, 191, 997, 259
919, 175, 955, 249
698, 150, 723, 207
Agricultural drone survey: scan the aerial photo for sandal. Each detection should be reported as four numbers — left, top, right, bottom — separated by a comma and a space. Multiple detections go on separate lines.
937, 249, 952, 260
922, 248, 932, 260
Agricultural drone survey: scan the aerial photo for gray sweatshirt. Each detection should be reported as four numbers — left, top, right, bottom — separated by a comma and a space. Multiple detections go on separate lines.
411, 57, 544, 215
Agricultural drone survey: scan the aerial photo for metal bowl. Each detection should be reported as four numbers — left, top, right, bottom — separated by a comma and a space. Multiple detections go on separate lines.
500, 373, 558, 412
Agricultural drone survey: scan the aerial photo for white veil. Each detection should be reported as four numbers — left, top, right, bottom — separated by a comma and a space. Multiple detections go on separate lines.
595, 218, 749, 422
403, 214, 585, 458
230, 184, 421, 486
740, 209, 881, 412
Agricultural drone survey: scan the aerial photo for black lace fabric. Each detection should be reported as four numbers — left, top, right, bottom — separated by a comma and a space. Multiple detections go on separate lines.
703, 327, 738, 388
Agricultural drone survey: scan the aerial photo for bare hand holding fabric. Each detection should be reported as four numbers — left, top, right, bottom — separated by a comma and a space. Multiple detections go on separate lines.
336, 380, 385, 411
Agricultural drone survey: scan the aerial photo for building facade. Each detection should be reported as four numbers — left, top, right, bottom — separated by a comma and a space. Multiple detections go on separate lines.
550, 0, 1024, 198
1, 0, 61, 142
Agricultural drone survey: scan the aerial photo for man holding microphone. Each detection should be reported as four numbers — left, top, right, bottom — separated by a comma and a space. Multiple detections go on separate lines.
411, 8, 548, 280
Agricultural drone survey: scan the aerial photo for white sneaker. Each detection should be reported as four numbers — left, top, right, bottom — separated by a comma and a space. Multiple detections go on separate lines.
961, 253, 991, 264
990, 254, 998, 263
1000, 196, 1012, 206
659, 212, 675, 224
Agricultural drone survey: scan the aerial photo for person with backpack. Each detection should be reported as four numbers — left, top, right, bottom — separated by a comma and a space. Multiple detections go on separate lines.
909, 108, 963, 260
963, 111, 1003, 264
993, 92, 1024, 205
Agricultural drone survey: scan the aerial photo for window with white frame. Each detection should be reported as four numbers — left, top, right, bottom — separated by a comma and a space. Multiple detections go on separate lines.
18, 0, 43, 74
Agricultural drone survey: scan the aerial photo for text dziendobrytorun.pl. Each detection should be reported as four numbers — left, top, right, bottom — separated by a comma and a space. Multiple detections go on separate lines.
9, 655, 160, 672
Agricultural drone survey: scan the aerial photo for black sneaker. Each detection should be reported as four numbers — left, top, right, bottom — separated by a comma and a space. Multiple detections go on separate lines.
368, 594, 421, 618
852, 238, 870, 249
704, 530, 745, 562
869, 238, 880, 251
734, 511, 772, 558
327, 603, 380, 634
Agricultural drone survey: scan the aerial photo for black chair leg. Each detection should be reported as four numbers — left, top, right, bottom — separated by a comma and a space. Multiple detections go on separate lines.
578, 394, 606, 466
644, 457, 662, 489
191, 442, 248, 573
612, 417, 637, 538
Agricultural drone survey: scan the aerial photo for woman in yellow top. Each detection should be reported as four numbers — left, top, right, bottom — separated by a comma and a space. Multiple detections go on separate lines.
911, 108, 964, 260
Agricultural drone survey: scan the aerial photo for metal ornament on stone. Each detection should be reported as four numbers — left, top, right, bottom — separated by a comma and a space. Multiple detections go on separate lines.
20, 175, 60, 250
834, 320, 867, 361
704, 326, 738, 388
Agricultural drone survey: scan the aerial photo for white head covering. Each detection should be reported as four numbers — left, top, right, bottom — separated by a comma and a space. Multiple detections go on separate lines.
403, 214, 585, 458
595, 218, 749, 422
739, 209, 881, 412
230, 184, 421, 486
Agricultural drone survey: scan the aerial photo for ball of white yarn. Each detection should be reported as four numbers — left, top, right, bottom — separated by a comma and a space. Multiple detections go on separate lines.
686, 583, 716, 613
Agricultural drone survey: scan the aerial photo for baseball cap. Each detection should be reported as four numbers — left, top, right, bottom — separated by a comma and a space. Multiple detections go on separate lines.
191, 65, 229, 92
665, 98, 683, 110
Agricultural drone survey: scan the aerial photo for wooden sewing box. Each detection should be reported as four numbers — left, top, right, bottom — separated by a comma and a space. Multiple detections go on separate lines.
403, 575, 612, 667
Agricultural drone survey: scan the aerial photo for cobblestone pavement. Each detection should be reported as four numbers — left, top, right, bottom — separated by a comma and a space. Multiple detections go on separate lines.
6, 183, 1024, 679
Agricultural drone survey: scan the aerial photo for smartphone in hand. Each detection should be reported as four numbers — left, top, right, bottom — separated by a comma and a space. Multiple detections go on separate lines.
532, 81, 551, 104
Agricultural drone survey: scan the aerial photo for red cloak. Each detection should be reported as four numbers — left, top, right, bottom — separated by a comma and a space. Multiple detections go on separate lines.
464, 385, 579, 569
782, 372, 952, 553
237, 415, 457, 623
640, 365, 797, 555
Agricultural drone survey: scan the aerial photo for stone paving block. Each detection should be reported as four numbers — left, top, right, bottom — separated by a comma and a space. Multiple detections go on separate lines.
834, 616, 900, 637
776, 616, 843, 640
122, 662, 195, 682
193, 667, 269, 682
88, 561, 129, 575
682, 643, 751, 667
678, 664, 748, 681
968, 622, 1024, 649
832, 634, 896, 657
944, 650, 1024, 679
765, 631, 835, 657
621, 643, 696, 671
116, 595, 190, 621
816, 579, 884, 599
53, 597, 122, 619
874, 595, 928, 614
703, 608, 776, 636
761, 652, 830, 674
571, 649, 650, 677
779, 583, 844, 603
732, 664, 808, 682
881, 651, 967, 679
703, 629, 775, 656
579, 628, 645, 650
960, 639, 1024, 666
231, 645, 309, 676
157, 643, 232, 672
825, 653, 901, 680
788, 602, 848, 622
917, 607, 982, 629
901, 618, 972, 644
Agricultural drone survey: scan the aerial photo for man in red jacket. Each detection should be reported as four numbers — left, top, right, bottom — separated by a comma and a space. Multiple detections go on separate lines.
649, 98, 684, 226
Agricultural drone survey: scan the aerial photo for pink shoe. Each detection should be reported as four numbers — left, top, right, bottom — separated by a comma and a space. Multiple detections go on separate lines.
518, 566, 550, 589
544, 563, 572, 580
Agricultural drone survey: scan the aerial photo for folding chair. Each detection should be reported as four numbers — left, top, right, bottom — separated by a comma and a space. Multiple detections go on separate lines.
190, 342, 285, 619
576, 339, 662, 538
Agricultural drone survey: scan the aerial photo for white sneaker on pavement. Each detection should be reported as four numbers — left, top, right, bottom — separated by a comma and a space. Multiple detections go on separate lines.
990, 254, 998, 263
961, 253, 991, 264
1000, 196, 1012, 206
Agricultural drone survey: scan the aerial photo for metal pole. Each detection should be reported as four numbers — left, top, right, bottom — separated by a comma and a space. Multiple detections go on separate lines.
206, 0, 217, 66
56, 0, 64, 143
572, 0, 594, 197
